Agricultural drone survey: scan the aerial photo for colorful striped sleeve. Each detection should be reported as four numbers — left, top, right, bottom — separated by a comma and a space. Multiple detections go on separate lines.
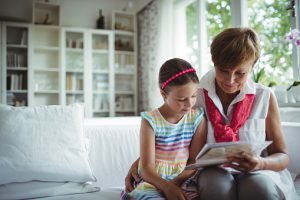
141, 111, 156, 132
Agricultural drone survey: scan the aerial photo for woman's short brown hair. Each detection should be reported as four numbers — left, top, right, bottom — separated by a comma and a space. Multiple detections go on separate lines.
210, 27, 261, 69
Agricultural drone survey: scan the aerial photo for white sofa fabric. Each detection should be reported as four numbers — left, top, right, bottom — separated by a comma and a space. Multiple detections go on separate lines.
83, 119, 300, 199
0, 110, 299, 199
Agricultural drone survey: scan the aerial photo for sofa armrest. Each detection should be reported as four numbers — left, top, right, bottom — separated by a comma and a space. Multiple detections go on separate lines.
282, 122, 300, 174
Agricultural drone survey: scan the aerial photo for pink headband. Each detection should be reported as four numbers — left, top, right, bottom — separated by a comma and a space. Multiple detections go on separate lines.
161, 68, 196, 89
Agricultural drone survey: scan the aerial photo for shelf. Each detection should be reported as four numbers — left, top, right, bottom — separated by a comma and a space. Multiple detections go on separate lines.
115, 50, 135, 55
66, 48, 84, 53
93, 110, 110, 113
7, 90, 28, 93
92, 49, 109, 54
34, 90, 59, 94
34, 68, 59, 72
7, 67, 27, 71
93, 91, 109, 94
7, 44, 28, 48
66, 69, 84, 73
93, 70, 109, 74
34, 46, 59, 51
66, 91, 84, 94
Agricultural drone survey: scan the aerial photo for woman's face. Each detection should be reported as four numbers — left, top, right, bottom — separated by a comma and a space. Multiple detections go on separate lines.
215, 59, 254, 94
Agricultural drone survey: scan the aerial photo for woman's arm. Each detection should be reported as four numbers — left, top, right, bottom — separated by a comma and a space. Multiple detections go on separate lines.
228, 92, 289, 172
125, 157, 140, 192
139, 119, 187, 200
262, 92, 289, 171
172, 118, 207, 186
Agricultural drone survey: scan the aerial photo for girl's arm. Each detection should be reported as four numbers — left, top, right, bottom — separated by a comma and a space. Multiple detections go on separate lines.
172, 117, 207, 186
139, 119, 187, 200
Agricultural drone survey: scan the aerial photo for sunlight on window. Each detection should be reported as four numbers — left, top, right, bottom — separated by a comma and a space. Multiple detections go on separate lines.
186, 2, 199, 70
248, 0, 293, 86
206, 0, 231, 69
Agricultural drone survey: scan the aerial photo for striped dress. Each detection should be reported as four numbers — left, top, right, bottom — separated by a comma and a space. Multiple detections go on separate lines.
122, 107, 204, 200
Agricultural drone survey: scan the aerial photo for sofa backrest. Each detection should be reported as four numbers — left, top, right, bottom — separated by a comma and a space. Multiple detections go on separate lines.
84, 118, 300, 190
84, 117, 140, 189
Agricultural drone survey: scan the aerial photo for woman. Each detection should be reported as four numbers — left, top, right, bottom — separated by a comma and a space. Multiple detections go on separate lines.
125, 28, 297, 200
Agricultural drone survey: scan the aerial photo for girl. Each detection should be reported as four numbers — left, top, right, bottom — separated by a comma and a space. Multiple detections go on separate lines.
122, 58, 206, 200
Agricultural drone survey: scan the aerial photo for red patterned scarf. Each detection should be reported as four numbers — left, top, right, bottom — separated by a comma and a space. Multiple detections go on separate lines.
204, 89, 255, 142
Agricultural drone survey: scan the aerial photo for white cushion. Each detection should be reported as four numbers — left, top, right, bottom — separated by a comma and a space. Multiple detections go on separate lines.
0, 104, 95, 185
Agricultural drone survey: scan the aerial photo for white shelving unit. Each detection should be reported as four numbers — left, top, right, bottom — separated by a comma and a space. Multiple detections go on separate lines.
112, 11, 137, 116
29, 25, 61, 106
1, 22, 29, 106
1, 13, 138, 117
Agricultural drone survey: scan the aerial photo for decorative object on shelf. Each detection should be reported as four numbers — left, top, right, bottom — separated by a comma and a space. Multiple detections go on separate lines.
96, 9, 105, 29
32, 1, 60, 26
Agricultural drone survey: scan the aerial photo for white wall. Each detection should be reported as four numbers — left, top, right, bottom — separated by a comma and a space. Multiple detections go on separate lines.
0, 0, 152, 29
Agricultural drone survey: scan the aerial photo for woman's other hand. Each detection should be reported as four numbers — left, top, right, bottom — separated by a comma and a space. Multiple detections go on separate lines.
163, 182, 188, 200
125, 158, 141, 192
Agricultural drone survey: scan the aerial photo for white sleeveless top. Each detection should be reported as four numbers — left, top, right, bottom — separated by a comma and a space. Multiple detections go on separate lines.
197, 69, 298, 200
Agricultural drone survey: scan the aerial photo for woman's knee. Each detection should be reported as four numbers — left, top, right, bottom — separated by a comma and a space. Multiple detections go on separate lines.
197, 167, 236, 200
237, 174, 284, 200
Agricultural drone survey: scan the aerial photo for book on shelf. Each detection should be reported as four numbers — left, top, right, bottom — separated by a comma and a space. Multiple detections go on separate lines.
20, 30, 27, 45
185, 141, 272, 170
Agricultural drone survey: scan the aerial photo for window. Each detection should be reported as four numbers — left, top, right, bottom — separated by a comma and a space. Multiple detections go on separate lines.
248, 0, 293, 86
180, 0, 299, 84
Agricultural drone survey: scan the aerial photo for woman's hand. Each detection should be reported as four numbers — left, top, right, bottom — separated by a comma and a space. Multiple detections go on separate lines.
162, 182, 188, 200
125, 159, 141, 193
226, 151, 265, 173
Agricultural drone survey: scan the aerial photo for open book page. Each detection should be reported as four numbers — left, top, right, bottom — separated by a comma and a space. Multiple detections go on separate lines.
185, 141, 272, 170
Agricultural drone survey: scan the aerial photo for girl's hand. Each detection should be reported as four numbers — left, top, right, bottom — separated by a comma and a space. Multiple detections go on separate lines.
162, 182, 188, 200
226, 151, 265, 173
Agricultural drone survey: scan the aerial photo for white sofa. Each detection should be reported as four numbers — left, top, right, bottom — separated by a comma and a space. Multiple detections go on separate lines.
52, 117, 300, 200
33, 117, 300, 200
1, 114, 299, 199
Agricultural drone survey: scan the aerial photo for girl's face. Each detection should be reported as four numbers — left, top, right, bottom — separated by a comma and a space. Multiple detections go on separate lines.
162, 82, 198, 115
215, 59, 254, 94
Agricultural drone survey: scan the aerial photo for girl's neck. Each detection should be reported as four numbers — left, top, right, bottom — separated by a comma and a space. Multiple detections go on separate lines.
158, 105, 184, 124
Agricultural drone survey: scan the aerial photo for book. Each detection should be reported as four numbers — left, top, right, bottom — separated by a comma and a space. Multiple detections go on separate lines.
185, 141, 272, 170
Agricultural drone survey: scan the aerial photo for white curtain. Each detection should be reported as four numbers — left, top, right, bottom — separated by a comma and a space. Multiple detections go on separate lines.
137, 0, 174, 112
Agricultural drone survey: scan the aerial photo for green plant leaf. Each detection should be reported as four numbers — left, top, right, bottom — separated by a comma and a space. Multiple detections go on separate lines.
286, 81, 300, 91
